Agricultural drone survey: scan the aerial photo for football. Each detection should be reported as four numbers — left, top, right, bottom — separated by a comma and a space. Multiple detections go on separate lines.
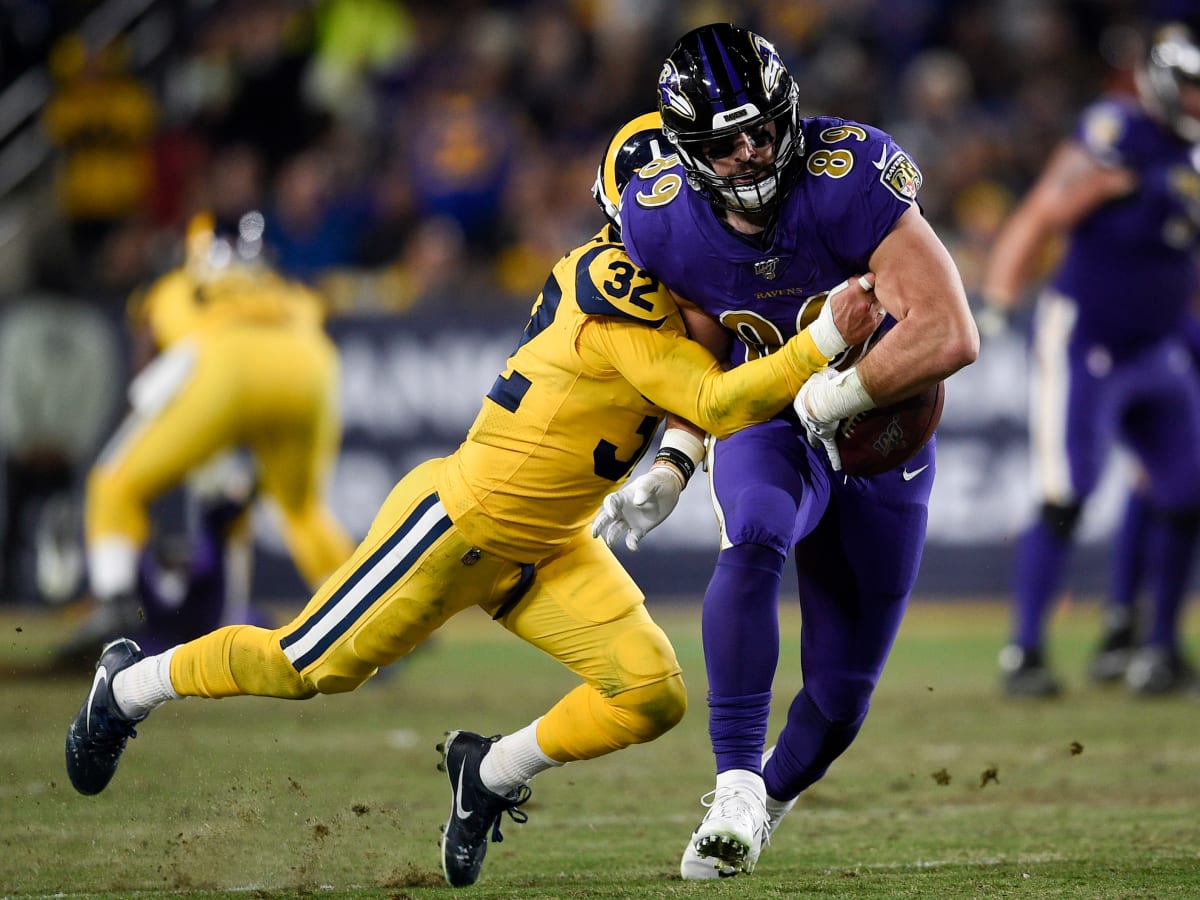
836, 382, 944, 477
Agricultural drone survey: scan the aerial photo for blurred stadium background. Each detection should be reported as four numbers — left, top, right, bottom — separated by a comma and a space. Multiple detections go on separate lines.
0, 0, 1186, 607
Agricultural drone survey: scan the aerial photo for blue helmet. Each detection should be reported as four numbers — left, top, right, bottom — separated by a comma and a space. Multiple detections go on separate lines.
592, 111, 671, 234
657, 23, 802, 214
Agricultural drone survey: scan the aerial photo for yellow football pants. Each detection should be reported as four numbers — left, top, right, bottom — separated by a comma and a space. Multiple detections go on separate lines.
87, 324, 353, 588
169, 458, 686, 763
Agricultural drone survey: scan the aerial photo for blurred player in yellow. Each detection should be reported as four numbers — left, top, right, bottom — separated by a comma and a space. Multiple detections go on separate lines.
61, 211, 354, 660
63, 114, 881, 888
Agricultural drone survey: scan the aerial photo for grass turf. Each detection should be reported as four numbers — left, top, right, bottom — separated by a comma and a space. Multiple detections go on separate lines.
2, 596, 1199, 898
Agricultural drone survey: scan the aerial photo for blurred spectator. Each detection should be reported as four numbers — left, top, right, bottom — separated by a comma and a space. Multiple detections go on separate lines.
0, 0, 58, 89
1, 2, 1166, 317
493, 137, 601, 300
207, 0, 331, 173
305, 0, 416, 128
407, 90, 514, 254
40, 33, 156, 265
265, 143, 375, 282
884, 48, 999, 228
199, 142, 269, 233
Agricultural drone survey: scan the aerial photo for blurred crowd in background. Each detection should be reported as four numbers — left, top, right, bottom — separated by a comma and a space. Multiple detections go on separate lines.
0, 0, 1165, 312
0, 0, 1184, 603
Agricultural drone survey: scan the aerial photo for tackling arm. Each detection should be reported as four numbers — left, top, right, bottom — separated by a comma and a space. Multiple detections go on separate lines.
592, 276, 879, 439
591, 294, 717, 552
592, 280, 879, 546
656, 293, 723, 484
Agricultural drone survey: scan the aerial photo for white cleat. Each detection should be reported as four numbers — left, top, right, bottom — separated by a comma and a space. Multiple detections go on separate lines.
680, 747, 798, 879
680, 818, 749, 879
681, 785, 766, 877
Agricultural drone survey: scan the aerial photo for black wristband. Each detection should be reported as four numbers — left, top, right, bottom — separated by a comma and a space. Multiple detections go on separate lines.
654, 447, 696, 485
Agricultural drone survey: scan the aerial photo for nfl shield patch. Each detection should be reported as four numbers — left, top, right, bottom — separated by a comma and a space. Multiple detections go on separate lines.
753, 257, 779, 280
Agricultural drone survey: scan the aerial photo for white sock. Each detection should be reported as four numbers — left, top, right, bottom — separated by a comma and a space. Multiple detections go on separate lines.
761, 745, 795, 813
88, 538, 139, 598
715, 768, 767, 806
479, 718, 561, 796
112, 646, 181, 719
765, 793, 797, 835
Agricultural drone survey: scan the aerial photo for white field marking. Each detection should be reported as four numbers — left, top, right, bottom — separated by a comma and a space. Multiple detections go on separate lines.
848, 852, 1067, 870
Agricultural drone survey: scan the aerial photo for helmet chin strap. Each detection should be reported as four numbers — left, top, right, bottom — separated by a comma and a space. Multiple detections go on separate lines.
714, 173, 780, 213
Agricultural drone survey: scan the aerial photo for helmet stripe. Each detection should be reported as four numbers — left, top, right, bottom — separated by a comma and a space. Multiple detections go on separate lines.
602, 111, 663, 209
697, 27, 745, 114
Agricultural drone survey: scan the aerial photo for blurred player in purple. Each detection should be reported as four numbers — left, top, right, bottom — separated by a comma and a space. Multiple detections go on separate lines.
594, 23, 977, 877
1091, 310, 1200, 689
982, 22, 1200, 697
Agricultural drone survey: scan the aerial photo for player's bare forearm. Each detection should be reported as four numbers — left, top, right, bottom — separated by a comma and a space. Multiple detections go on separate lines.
662, 414, 705, 443
860, 207, 978, 406
983, 142, 1134, 308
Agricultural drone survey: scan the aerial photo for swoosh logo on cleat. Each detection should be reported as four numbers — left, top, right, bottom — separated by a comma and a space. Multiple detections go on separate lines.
902, 464, 929, 481
85, 665, 108, 732
454, 759, 473, 819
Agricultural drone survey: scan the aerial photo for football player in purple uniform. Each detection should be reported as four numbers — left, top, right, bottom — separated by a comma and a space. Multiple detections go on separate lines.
983, 22, 1200, 698
1095, 312, 1200, 687
595, 23, 977, 877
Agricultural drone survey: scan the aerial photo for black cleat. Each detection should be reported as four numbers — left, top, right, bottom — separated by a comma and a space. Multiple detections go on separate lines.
999, 644, 1062, 698
65, 638, 146, 795
1088, 623, 1136, 683
437, 730, 531, 887
1125, 646, 1195, 695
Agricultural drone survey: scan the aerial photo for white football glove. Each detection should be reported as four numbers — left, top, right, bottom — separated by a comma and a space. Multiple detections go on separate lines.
794, 368, 844, 472
591, 466, 683, 551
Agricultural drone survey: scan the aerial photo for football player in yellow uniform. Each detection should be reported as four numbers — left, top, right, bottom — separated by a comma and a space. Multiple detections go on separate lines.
66, 211, 354, 657
64, 114, 881, 888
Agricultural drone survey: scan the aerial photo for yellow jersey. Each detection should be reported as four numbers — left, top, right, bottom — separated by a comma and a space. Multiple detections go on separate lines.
130, 266, 327, 349
433, 226, 831, 561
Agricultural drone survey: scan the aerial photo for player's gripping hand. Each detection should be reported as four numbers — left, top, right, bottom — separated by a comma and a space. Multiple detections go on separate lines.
819, 273, 883, 354
795, 368, 846, 471
592, 466, 683, 551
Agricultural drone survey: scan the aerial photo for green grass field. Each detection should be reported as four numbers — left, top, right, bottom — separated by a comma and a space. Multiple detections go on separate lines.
3, 597, 1200, 898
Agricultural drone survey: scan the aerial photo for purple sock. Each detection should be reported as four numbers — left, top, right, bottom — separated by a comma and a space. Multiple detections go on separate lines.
1146, 514, 1199, 650
703, 542, 784, 773
1012, 520, 1071, 650
1111, 491, 1151, 617
766, 690, 864, 799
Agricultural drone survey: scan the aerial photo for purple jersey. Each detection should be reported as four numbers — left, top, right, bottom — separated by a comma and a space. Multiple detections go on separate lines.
1054, 97, 1200, 352
621, 116, 919, 368
1010, 99, 1200, 658
621, 109, 933, 801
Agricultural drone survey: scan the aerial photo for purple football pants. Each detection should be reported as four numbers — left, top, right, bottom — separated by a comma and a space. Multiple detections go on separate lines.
703, 416, 933, 802
1013, 336, 1200, 652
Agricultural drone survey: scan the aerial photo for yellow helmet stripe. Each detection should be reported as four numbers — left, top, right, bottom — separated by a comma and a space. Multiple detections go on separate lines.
602, 111, 663, 208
